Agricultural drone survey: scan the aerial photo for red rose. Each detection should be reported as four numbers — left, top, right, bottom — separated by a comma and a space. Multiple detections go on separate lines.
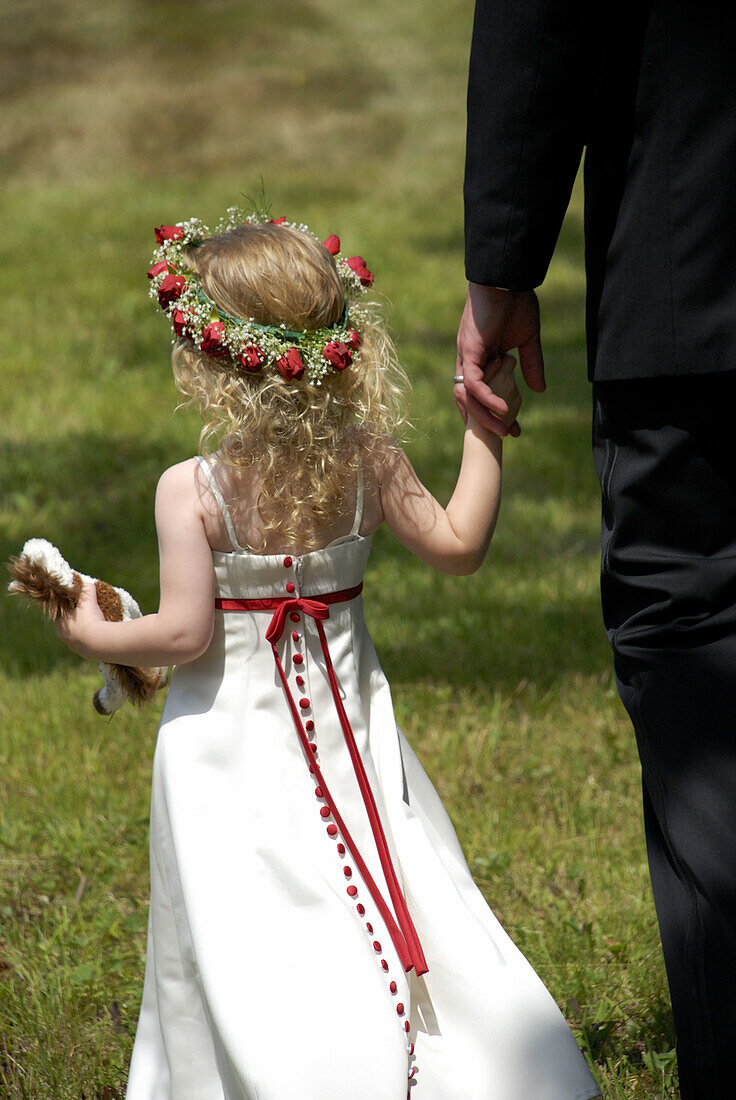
275, 347, 306, 381
157, 273, 186, 307
154, 225, 184, 243
323, 234, 341, 255
171, 309, 192, 338
322, 341, 353, 371
147, 259, 170, 279
201, 321, 230, 360
269, 217, 288, 225
345, 329, 361, 350
346, 256, 374, 287
237, 344, 264, 372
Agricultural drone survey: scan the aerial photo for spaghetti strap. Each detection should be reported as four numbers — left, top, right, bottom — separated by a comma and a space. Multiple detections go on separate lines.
349, 466, 364, 537
324, 466, 364, 548
196, 455, 243, 552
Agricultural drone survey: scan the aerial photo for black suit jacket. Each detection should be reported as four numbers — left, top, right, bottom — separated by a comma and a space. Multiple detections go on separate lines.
464, 0, 736, 380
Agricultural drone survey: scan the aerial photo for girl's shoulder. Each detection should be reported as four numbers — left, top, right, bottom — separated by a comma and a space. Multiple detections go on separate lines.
155, 457, 238, 553
155, 457, 202, 504
156, 457, 223, 525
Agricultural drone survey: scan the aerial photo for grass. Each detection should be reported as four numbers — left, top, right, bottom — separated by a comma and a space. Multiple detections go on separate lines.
1, 0, 677, 1095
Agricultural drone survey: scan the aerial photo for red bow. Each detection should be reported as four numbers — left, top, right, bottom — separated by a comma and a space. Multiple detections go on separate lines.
265, 597, 330, 644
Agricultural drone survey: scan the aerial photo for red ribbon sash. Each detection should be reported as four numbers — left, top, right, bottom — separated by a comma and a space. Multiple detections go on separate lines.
216, 584, 428, 976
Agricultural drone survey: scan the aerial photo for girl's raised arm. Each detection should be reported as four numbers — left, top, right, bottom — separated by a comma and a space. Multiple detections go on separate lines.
378, 356, 520, 576
56, 460, 215, 666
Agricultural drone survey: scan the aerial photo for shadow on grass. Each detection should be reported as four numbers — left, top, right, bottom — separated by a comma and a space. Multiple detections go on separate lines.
366, 551, 609, 692
575, 992, 677, 1095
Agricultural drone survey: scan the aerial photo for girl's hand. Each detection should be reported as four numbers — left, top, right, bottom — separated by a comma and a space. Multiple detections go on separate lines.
455, 353, 520, 431
56, 583, 106, 659
484, 355, 522, 428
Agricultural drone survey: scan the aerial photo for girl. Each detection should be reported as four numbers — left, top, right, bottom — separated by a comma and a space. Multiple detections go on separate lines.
58, 211, 599, 1100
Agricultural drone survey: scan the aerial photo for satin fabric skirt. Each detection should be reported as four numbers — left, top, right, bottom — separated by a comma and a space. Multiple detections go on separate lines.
126, 538, 598, 1099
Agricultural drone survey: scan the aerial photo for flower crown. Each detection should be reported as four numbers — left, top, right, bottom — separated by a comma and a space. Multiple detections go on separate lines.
147, 208, 374, 386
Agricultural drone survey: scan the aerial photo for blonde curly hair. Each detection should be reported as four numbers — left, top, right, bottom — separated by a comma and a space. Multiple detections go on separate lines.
171, 222, 409, 550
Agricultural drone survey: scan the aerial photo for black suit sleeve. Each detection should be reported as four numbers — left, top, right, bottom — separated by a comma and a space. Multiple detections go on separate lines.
464, 0, 593, 289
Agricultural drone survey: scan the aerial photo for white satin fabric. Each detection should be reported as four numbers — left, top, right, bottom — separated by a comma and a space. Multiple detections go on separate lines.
126, 536, 598, 1099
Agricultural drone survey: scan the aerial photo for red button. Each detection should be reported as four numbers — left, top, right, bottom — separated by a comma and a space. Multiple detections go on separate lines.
336, 843, 345, 855
291, 630, 300, 642
347, 885, 358, 897
373, 940, 382, 953
326, 824, 338, 836
409, 1066, 416, 1077
320, 806, 331, 818
343, 866, 352, 878
286, 581, 296, 593
404, 1021, 410, 1032
366, 922, 373, 933
283, 556, 292, 568
390, 981, 397, 994
296, 675, 304, 688
314, 786, 323, 798
381, 960, 389, 971
293, 653, 304, 666
396, 1003, 405, 1016
308, 741, 317, 753
290, 612, 300, 622
305, 720, 315, 732
356, 903, 365, 916
299, 697, 310, 709
408, 1043, 414, 1056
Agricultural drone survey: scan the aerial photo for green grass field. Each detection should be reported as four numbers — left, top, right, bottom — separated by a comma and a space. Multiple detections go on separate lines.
1, 2, 677, 1096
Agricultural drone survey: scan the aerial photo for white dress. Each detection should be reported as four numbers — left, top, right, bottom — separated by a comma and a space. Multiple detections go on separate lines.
126, 457, 598, 1100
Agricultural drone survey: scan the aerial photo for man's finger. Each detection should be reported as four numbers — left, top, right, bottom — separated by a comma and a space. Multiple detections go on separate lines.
463, 389, 509, 437
463, 362, 510, 418
453, 383, 470, 424
457, 382, 519, 436
518, 333, 546, 392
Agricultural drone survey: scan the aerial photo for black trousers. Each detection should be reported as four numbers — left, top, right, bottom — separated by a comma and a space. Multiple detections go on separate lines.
593, 374, 736, 1099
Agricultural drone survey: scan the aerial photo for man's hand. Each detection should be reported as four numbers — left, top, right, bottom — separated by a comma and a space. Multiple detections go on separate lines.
455, 283, 546, 436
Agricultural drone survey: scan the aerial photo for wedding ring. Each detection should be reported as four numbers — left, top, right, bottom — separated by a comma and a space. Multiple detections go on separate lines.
453, 375, 464, 384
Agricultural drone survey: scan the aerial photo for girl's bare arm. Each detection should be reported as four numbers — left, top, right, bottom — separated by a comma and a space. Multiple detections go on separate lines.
56, 460, 215, 666
378, 356, 520, 575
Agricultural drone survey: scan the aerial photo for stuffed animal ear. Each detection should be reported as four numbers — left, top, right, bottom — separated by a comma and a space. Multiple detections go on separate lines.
92, 665, 168, 715
7, 555, 83, 620
109, 663, 168, 707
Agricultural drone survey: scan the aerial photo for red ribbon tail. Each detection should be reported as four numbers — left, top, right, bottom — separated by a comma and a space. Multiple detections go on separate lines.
270, 641, 414, 971
252, 585, 427, 977
315, 620, 428, 975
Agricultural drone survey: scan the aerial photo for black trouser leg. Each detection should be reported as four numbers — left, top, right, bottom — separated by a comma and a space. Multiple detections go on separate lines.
593, 374, 736, 1099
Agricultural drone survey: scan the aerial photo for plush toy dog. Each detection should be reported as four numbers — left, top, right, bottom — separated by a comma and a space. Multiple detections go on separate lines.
7, 538, 167, 715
